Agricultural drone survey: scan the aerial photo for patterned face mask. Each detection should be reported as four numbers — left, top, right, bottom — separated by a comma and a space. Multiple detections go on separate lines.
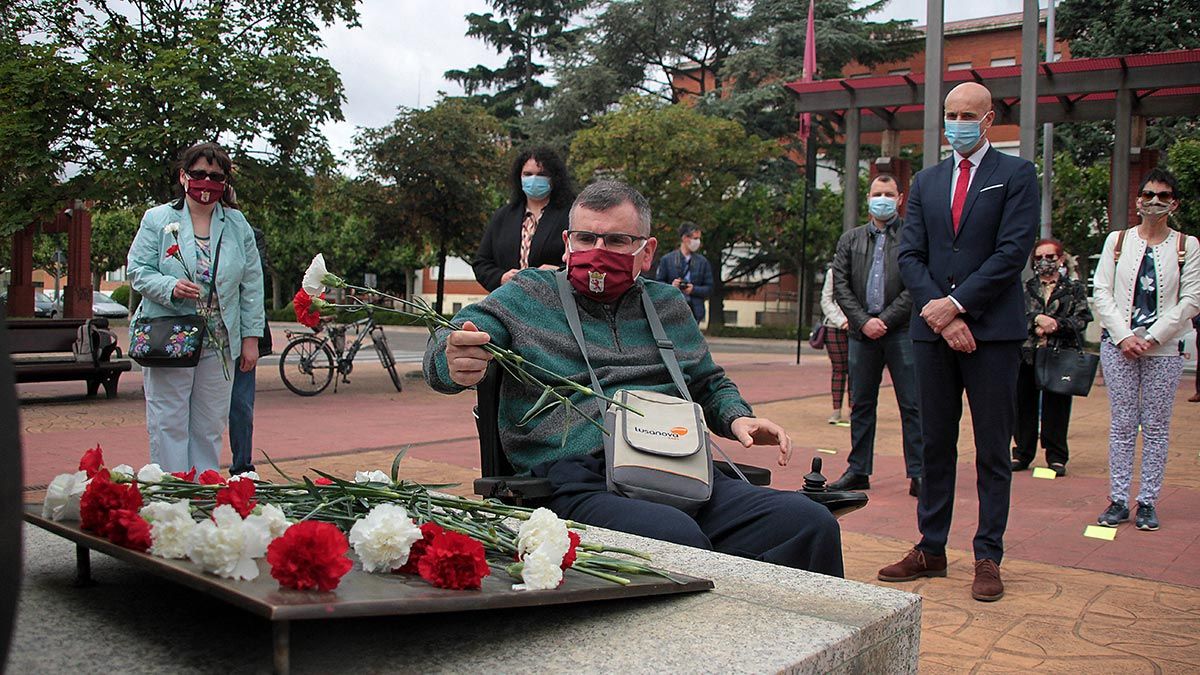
1033, 258, 1059, 276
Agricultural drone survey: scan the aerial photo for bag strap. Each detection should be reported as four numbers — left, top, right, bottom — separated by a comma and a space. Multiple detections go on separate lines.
555, 271, 750, 482
1114, 228, 1128, 263
1178, 229, 1188, 271
555, 271, 607, 408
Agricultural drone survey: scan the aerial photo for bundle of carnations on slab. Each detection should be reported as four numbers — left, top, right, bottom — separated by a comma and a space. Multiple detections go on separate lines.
44, 446, 670, 592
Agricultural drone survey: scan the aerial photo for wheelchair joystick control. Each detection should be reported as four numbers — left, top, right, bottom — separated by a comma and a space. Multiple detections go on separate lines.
803, 457, 828, 493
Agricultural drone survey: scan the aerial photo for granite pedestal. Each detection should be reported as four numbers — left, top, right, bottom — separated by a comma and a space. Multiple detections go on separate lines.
10, 521, 919, 673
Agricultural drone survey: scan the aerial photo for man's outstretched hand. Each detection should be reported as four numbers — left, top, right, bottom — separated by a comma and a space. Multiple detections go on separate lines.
445, 321, 493, 387
731, 416, 793, 467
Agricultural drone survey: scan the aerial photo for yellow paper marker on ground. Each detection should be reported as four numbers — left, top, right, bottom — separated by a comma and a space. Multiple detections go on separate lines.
816, 448, 838, 454
1031, 467, 1057, 480
1083, 525, 1117, 541
834, 421, 851, 428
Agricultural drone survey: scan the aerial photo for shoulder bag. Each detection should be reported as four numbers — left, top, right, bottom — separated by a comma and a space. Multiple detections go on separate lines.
556, 272, 748, 514
808, 324, 828, 350
128, 230, 223, 368
1034, 325, 1099, 397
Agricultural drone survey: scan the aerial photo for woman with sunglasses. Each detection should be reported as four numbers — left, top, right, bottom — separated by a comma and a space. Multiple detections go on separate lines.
1093, 168, 1200, 531
1011, 239, 1091, 477
473, 146, 576, 292
126, 142, 265, 474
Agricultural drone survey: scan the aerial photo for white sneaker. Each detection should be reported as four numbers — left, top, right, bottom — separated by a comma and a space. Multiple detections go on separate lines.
827, 410, 842, 424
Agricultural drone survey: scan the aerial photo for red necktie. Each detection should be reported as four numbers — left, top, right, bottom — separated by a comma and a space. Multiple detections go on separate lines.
951, 158, 972, 234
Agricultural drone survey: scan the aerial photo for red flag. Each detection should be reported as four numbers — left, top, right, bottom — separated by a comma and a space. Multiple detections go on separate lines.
799, 0, 817, 142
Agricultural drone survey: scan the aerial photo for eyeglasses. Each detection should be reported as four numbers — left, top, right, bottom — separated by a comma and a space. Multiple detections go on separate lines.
185, 169, 227, 182
1140, 190, 1174, 201
567, 230, 649, 254
1034, 254, 1059, 261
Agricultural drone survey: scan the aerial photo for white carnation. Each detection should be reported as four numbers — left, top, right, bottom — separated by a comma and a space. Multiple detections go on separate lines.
137, 463, 166, 484
302, 253, 329, 296
229, 471, 260, 482
354, 470, 390, 485
513, 547, 564, 591
186, 504, 269, 580
348, 503, 422, 573
141, 500, 196, 559
516, 508, 570, 562
245, 503, 291, 540
42, 471, 89, 521
163, 222, 180, 234
110, 464, 135, 480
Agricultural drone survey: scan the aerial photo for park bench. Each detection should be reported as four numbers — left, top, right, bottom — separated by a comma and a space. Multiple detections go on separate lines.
8, 318, 131, 398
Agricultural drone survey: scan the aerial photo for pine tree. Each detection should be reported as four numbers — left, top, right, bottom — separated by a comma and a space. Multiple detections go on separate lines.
445, 0, 587, 120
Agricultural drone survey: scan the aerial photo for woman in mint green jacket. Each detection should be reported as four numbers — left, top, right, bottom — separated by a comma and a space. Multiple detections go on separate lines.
126, 142, 265, 474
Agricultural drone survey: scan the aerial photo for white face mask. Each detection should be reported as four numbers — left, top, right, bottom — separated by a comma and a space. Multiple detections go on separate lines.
686, 238, 701, 253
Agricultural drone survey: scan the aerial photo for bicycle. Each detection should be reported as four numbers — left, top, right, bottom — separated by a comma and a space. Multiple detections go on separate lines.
278, 306, 402, 396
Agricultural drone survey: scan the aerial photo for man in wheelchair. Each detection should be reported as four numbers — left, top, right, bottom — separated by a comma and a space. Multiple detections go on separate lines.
423, 181, 843, 577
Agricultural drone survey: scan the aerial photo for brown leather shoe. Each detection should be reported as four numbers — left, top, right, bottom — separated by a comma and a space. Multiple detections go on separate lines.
972, 559, 1004, 602
877, 547, 948, 582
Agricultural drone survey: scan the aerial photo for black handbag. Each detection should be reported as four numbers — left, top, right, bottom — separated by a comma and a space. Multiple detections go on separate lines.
128, 230, 223, 368
808, 324, 828, 350
1034, 327, 1098, 397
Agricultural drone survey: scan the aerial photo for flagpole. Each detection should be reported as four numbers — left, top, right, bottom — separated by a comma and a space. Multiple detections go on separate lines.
796, 0, 818, 365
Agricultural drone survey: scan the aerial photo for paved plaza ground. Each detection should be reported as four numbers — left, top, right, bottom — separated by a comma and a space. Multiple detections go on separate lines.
15, 323, 1200, 672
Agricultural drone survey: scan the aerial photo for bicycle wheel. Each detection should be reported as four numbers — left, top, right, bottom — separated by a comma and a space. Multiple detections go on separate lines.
374, 332, 402, 392
279, 337, 335, 396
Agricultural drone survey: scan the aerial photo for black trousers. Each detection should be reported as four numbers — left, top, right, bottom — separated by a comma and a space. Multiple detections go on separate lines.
912, 339, 1020, 564
1013, 360, 1073, 466
532, 453, 844, 577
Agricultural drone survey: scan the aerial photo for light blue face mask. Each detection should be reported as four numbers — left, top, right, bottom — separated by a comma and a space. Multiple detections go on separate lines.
944, 119, 985, 154
521, 175, 552, 200
868, 196, 898, 220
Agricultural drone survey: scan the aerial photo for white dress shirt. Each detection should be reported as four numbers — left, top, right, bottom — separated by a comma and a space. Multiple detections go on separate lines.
946, 139, 992, 312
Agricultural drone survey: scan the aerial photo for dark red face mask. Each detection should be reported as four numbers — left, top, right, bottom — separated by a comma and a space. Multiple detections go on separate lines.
567, 247, 638, 303
186, 178, 225, 205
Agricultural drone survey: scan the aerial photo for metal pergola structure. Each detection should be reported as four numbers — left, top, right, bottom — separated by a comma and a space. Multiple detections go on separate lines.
785, 48, 1200, 233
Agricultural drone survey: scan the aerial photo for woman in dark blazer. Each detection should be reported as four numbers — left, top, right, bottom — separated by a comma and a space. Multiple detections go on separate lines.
473, 147, 576, 292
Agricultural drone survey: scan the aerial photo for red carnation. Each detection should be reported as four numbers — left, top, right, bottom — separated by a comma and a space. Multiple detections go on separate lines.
417, 530, 491, 590
79, 472, 143, 537
198, 470, 225, 485
215, 479, 257, 518
107, 509, 152, 552
396, 522, 444, 574
166, 244, 180, 258
266, 520, 353, 592
313, 476, 334, 486
170, 467, 197, 482
79, 444, 105, 479
293, 290, 322, 329
561, 531, 582, 570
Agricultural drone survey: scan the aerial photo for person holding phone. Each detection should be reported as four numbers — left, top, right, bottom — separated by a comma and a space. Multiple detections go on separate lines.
654, 222, 713, 323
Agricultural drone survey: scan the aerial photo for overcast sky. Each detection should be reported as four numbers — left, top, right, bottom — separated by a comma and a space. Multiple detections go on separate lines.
317, 0, 1037, 168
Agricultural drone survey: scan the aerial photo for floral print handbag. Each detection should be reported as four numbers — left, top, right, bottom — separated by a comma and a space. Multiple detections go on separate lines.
128, 315, 208, 367
128, 230, 222, 368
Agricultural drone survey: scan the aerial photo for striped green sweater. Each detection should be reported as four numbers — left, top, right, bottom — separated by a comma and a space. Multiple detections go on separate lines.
423, 269, 754, 473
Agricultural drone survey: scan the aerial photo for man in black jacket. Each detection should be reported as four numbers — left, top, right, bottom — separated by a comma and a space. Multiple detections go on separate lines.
829, 174, 923, 496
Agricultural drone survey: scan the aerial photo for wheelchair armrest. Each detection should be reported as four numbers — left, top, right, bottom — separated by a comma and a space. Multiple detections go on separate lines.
473, 476, 554, 504
802, 490, 869, 519
714, 461, 771, 486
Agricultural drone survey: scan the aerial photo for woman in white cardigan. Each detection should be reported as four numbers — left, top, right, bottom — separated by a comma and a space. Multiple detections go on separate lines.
819, 267, 851, 424
1092, 168, 1200, 531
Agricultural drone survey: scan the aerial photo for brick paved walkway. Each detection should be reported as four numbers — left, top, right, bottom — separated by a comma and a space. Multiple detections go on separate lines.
17, 331, 1200, 672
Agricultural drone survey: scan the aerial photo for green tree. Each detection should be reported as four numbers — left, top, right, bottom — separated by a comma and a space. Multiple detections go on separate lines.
570, 96, 777, 326
0, 20, 95, 237
9, 0, 357, 207
445, 0, 587, 121
90, 208, 141, 287
1167, 138, 1200, 235
1045, 152, 1110, 281
352, 99, 507, 314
